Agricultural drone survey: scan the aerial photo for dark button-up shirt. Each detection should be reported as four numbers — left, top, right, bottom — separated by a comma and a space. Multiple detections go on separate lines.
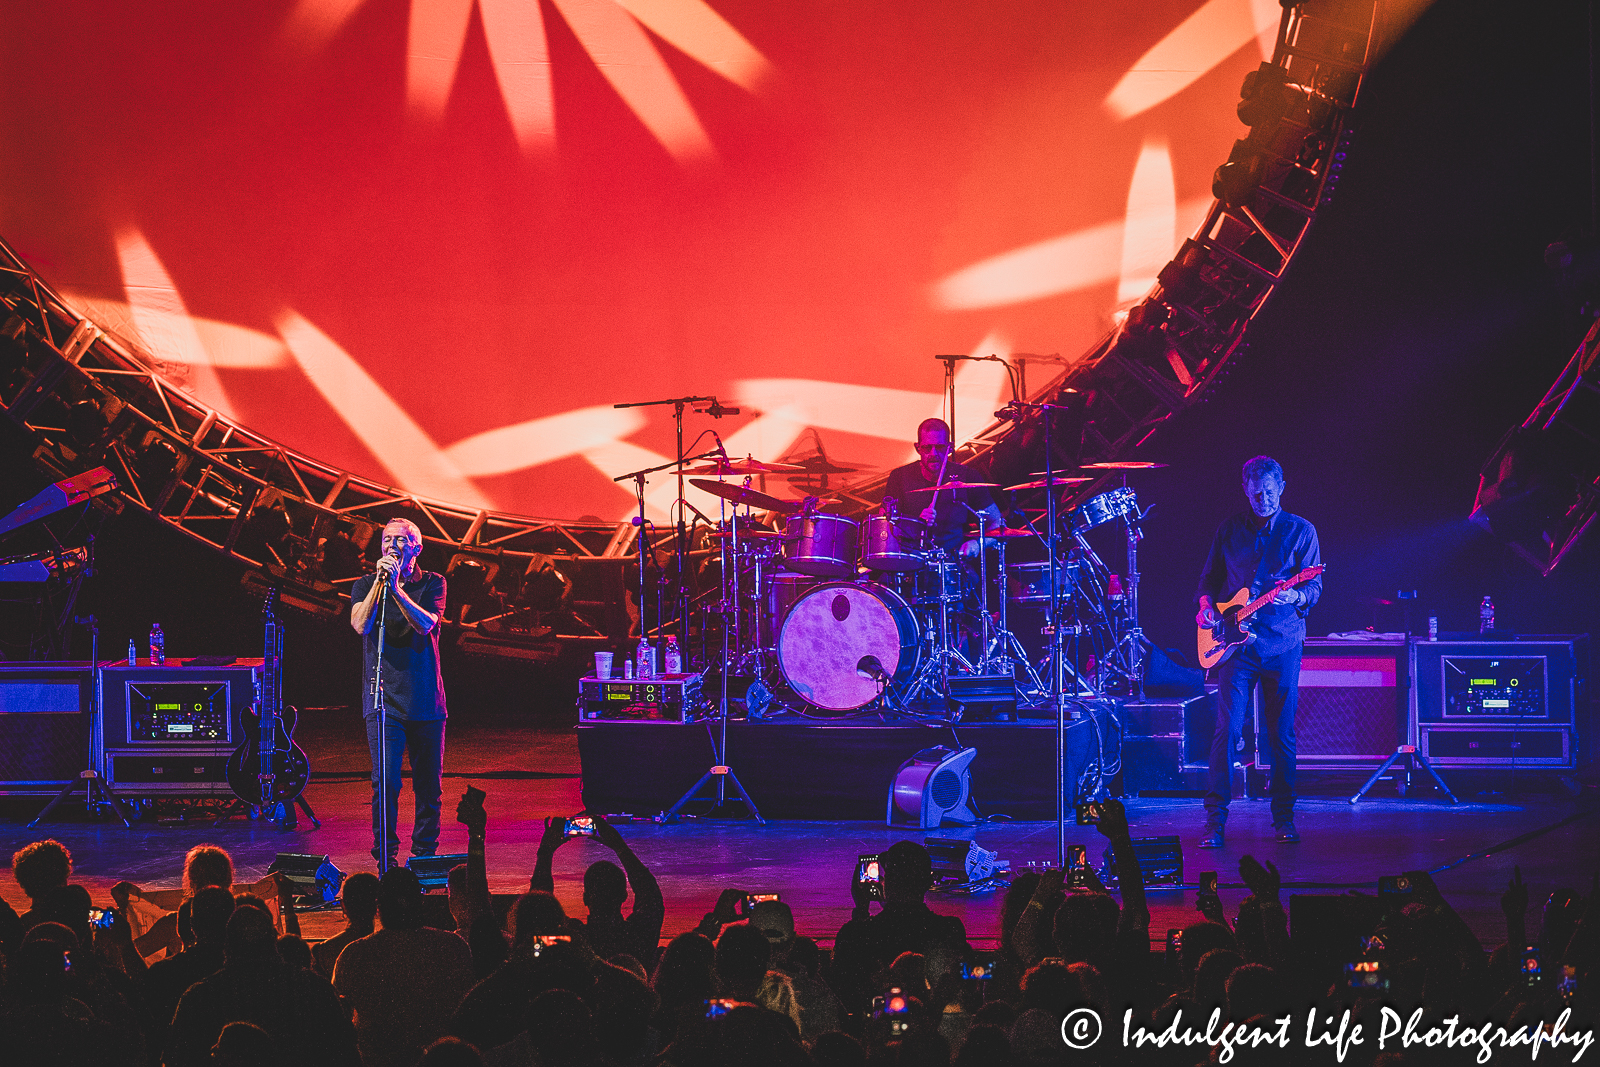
881, 459, 997, 555
1196, 509, 1321, 657
351, 569, 448, 721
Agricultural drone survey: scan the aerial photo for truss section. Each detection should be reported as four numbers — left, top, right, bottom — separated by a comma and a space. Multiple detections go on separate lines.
0, 254, 646, 644
836, 0, 1384, 512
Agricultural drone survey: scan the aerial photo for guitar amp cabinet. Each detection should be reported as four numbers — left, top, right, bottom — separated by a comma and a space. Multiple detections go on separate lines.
100, 660, 261, 795
1255, 639, 1408, 770
0, 662, 93, 795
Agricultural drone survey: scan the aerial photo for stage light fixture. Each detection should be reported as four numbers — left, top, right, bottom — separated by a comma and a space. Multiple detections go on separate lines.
267, 852, 345, 905
1097, 835, 1184, 888
406, 853, 470, 891
925, 837, 1006, 885
886, 745, 979, 829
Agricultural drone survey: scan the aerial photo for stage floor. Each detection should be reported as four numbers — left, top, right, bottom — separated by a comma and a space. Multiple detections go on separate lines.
2, 709, 1594, 951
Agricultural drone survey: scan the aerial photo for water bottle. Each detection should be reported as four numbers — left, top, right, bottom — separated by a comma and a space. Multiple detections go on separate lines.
149, 623, 165, 666
127, 638, 137, 666
1479, 597, 1494, 635
636, 640, 654, 680
663, 636, 682, 675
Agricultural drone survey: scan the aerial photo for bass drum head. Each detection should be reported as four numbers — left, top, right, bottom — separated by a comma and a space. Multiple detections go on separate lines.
777, 582, 918, 711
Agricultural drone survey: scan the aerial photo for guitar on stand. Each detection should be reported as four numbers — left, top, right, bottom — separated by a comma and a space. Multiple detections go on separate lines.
1196, 564, 1326, 669
223, 589, 317, 830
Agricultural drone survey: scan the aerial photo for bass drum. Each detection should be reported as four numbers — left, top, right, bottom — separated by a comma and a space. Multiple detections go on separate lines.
777, 582, 920, 711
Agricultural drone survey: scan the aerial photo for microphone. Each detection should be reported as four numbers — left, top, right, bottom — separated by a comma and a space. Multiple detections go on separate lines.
704, 399, 741, 418
993, 402, 1022, 421
856, 655, 889, 683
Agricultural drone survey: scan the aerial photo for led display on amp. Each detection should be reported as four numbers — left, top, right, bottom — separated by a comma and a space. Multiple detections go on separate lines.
1442, 657, 1547, 718
128, 682, 231, 742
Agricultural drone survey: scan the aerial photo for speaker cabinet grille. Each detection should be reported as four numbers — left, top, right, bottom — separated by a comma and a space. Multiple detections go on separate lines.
0, 664, 92, 792
1258, 642, 1406, 768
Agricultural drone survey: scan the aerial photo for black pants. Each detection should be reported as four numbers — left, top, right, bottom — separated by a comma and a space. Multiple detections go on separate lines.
1205, 642, 1301, 825
365, 712, 445, 860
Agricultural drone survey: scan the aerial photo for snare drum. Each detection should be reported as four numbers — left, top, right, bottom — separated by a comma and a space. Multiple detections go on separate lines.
782, 513, 859, 578
860, 511, 928, 572
778, 582, 920, 711
1007, 559, 1081, 602
1073, 486, 1137, 531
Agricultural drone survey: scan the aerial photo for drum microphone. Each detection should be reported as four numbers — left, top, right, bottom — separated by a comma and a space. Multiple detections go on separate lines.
703, 399, 740, 418
994, 402, 1023, 421
856, 655, 889, 683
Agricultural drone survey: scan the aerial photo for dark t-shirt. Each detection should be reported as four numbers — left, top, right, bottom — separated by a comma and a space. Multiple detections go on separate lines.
1196, 509, 1321, 658
351, 569, 448, 721
881, 460, 997, 555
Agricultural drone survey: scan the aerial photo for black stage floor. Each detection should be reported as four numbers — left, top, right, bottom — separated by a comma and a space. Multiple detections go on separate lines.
2, 709, 1595, 952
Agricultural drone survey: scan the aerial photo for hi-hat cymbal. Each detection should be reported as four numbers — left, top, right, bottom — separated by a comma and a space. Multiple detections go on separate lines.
681, 457, 806, 475
983, 527, 1039, 539
908, 479, 1000, 492
1005, 477, 1093, 491
1080, 461, 1169, 470
689, 478, 801, 514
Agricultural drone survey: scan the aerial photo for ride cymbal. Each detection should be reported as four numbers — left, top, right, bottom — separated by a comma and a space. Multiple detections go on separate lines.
1079, 461, 1169, 470
681, 457, 806, 475
689, 478, 802, 514
1005, 477, 1093, 491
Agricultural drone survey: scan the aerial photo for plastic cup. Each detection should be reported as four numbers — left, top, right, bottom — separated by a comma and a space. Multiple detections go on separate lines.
593, 651, 614, 679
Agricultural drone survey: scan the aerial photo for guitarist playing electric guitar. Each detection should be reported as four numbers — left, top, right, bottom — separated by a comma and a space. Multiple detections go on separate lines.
1193, 456, 1322, 850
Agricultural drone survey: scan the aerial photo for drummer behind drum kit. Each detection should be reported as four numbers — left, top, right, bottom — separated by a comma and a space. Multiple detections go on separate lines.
682, 455, 1168, 721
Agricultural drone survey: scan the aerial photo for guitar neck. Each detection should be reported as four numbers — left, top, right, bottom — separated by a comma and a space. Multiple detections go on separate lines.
1236, 567, 1318, 624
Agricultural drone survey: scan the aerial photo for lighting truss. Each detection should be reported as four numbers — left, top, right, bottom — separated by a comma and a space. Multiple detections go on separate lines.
835, 0, 1383, 512
0, 256, 647, 635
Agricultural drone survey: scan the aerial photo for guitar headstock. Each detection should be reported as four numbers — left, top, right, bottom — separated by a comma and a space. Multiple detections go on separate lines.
262, 587, 278, 620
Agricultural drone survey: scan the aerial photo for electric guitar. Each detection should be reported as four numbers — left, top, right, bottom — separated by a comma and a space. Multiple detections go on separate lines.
226, 589, 311, 813
1196, 564, 1325, 669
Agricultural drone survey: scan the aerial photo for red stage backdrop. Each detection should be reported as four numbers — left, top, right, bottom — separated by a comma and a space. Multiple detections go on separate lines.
2, 0, 1284, 521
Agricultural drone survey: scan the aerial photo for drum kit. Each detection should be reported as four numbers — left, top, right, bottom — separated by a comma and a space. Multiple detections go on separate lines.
669, 458, 1166, 721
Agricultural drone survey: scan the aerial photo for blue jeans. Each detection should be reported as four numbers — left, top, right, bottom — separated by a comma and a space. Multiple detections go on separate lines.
365, 712, 445, 859
1205, 642, 1300, 825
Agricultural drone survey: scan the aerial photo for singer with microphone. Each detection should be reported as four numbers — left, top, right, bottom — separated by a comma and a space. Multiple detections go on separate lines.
350, 518, 448, 867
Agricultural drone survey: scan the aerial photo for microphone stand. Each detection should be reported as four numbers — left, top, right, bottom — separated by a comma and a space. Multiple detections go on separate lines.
371, 559, 391, 875
1001, 397, 1076, 867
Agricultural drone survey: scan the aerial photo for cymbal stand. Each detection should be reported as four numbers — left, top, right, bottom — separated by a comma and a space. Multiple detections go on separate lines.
979, 537, 1048, 698
1118, 501, 1148, 698
902, 553, 975, 705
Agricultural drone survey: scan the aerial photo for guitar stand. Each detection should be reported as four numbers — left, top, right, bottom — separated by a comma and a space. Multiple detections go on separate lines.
1350, 745, 1459, 805
213, 793, 322, 830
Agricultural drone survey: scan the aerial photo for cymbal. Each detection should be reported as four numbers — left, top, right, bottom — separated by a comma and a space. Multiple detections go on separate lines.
907, 479, 1000, 492
706, 529, 788, 541
781, 457, 864, 475
1005, 477, 1093, 491
983, 527, 1039, 539
689, 478, 801, 514
1080, 461, 1169, 470
681, 457, 806, 475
